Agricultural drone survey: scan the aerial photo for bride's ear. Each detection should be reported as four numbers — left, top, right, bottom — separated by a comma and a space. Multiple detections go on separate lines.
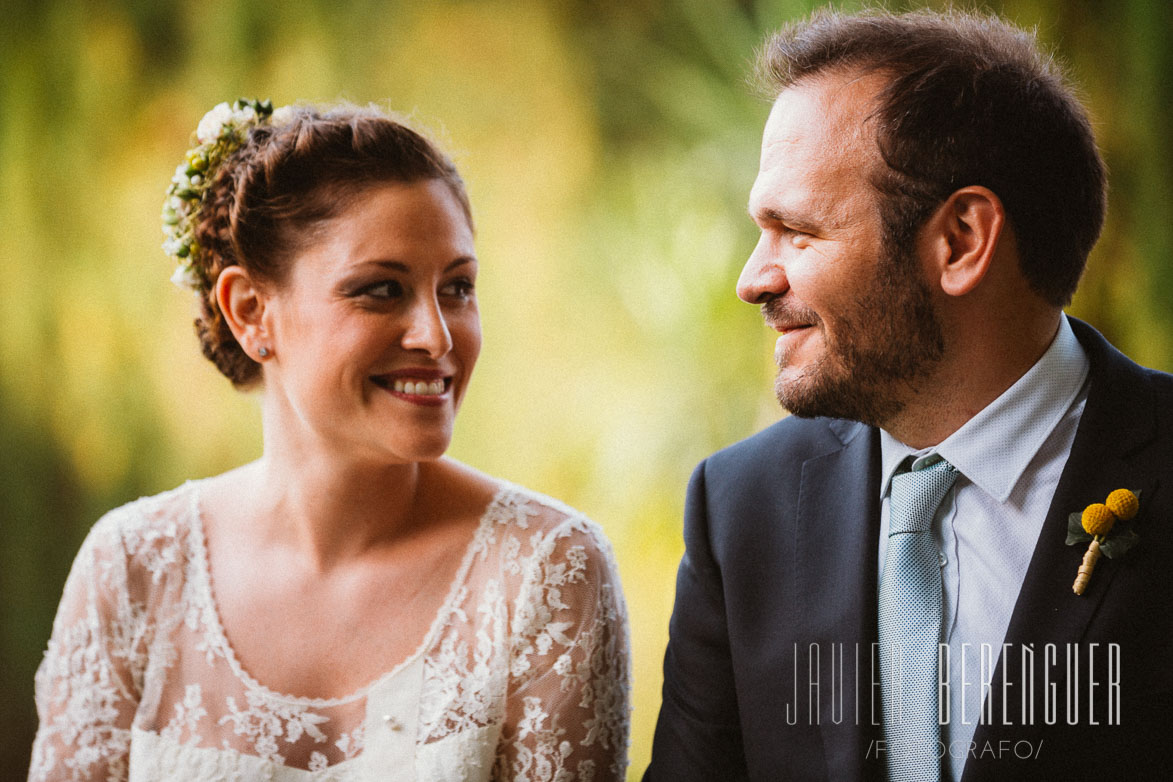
214, 267, 273, 362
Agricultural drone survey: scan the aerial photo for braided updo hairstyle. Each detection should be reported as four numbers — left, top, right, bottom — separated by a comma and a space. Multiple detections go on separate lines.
187, 104, 471, 388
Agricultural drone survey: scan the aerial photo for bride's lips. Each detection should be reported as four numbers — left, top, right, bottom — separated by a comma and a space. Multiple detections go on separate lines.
370, 368, 453, 407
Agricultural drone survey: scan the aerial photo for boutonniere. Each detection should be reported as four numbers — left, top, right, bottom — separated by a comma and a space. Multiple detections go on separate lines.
1067, 489, 1141, 595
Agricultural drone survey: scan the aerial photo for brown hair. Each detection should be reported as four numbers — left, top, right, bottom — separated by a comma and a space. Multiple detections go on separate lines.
189, 104, 471, 387
756, 9, 1106, 307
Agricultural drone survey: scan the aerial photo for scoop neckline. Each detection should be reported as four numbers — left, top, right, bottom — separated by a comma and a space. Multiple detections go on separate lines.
184, 477, 515, 708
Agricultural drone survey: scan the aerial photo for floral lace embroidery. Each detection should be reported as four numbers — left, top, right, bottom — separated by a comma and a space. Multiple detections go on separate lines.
159, 685, 206, 744
219, 688, 332, 763
334, 724, 364, 760
30, 481, 630, 781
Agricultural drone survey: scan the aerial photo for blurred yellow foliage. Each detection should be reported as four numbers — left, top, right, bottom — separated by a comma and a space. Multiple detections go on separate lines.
2, 0, 1170, 777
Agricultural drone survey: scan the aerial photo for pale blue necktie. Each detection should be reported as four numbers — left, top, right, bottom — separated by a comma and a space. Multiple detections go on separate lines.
878, 456, 958, 782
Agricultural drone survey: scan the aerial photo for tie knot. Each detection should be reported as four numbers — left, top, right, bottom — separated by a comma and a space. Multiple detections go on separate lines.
889, 457, 958, 535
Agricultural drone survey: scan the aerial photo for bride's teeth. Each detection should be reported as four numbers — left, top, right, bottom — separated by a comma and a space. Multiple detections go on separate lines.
388, 378, 446, 395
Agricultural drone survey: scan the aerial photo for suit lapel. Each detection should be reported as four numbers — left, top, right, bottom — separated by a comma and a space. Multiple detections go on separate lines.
794, 419, 884, 781
970, 319, 1158, 761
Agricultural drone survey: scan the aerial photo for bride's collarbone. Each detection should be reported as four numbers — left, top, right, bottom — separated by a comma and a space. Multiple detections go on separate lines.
204, 511, 479, 701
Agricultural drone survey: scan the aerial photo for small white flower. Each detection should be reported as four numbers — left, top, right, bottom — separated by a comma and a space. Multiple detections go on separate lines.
162, 237, 183, 255
270, 105, 295, 126
196, 102, 233, 144
233, 105, 258, 126
170, 263, 201, 290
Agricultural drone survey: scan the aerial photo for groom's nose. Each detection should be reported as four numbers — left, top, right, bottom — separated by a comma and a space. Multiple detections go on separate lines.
737, 232, 789, 304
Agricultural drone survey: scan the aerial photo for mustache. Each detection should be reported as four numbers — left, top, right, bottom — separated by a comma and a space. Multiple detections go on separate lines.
761, 297, 821, 331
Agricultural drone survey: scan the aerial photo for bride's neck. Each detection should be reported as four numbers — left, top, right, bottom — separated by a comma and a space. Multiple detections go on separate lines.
246, 442, 426, 572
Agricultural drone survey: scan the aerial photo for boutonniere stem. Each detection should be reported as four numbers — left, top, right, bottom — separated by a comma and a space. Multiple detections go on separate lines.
1074, 538, 1102, 595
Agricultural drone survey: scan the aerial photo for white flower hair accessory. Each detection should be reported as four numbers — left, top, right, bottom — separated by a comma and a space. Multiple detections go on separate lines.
161, 98, 281, 290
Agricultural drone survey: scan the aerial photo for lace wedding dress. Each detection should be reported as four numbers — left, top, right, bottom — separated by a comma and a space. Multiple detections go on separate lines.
29, 480, 630, 781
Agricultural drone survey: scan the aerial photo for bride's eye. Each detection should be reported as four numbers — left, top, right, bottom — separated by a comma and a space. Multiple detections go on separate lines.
440, 277, 475, 300
358, 280, 405, 299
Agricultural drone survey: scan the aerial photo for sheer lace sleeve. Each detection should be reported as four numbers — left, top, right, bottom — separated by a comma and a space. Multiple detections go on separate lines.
29, 510, 149, 782
496, 515, 631, 782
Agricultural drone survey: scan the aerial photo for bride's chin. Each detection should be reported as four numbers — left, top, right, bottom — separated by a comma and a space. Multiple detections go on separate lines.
396, 435, 454, 464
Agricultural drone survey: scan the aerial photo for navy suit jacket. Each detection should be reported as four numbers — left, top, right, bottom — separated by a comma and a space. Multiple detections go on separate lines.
646, 319, 1173, 781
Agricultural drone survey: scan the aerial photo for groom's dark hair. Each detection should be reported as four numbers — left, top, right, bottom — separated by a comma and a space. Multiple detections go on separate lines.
756, 9, 1106, 307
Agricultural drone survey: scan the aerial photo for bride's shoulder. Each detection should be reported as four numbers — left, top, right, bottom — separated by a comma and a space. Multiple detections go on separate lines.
424, 460, 620, 573
479, 477, 615, 560
69, 479, 202, 595
90, 480, 199, 545
473, 480, 626, 635
489, 482, 591, 531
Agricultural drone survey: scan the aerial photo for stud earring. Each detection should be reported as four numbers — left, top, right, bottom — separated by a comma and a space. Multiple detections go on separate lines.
258, 346, 270, 358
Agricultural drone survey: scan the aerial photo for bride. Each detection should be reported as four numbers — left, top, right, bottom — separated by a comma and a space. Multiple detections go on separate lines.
30, 100, 630, 781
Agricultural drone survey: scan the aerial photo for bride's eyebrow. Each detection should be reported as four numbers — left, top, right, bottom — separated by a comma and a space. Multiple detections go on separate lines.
356, 260, 409, 273
357, 258, 476, 273
445, 257, 476, 272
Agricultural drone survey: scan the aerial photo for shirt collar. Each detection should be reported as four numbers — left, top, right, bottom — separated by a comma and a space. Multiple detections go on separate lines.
880, 315, 1090, 502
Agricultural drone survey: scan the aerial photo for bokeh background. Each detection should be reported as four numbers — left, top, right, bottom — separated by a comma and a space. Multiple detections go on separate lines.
2, 0, 1170, 777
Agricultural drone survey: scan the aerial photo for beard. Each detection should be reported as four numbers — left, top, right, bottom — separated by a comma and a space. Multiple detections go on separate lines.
765, 243, 944, 427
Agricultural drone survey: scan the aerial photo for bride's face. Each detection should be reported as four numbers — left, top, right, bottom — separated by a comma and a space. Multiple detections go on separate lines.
260, 179, 480, 464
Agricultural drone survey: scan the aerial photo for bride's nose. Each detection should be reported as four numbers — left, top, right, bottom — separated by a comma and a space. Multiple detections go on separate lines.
401, 295, 453, 357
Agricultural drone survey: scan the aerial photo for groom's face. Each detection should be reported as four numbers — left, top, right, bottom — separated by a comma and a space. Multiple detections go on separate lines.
739, 70, 943, 426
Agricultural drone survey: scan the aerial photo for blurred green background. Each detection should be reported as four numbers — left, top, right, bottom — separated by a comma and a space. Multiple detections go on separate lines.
2, 0, 1170, 777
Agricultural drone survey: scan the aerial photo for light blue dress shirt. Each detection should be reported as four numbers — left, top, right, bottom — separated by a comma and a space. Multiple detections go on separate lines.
877, 315, 1090, 782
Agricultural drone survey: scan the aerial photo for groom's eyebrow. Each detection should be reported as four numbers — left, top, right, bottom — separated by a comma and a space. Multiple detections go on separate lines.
749, 204, 820, 233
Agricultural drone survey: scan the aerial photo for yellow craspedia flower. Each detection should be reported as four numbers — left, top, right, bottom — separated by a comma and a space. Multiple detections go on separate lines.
1081, 503, 1116, 537
1105, 489, 1139, 521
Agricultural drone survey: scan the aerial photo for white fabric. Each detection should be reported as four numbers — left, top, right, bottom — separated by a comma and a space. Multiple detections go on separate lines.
878, 314, 1090, 780
30, 480, 631, 781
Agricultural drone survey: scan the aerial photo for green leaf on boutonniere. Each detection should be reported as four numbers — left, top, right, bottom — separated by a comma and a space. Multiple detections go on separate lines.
1066, 512, 1093, 546
1098, 526, 1141, 559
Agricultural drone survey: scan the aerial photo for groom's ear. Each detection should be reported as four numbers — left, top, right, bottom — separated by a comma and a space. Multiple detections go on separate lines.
917, 186, 1007, 298
214, 266, 273, 363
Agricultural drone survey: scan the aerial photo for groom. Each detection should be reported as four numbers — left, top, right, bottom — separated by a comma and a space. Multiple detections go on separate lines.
646, 9, 1172, 782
